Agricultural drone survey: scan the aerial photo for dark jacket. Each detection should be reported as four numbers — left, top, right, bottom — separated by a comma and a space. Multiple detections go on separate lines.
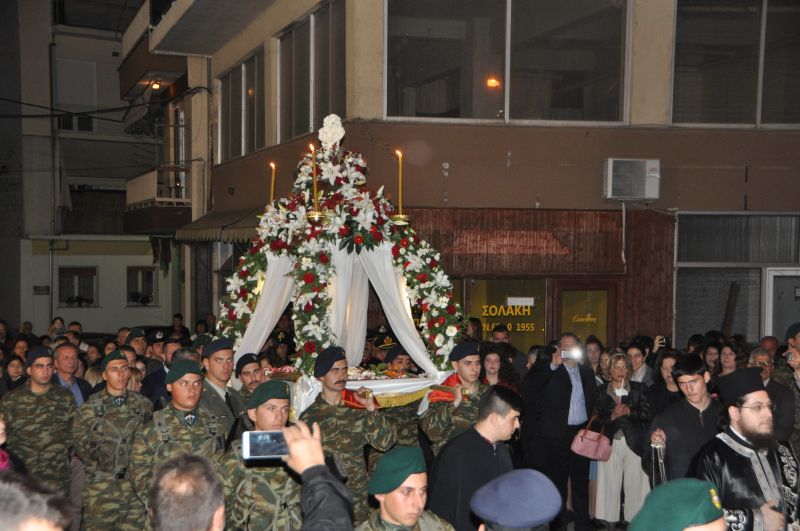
766, 378, 795, 443
527, 361, 597, 439
591, 380, 652, 456
141, 366, 169, 407
51, 373, 93, 403
648, 382, 683, 416
299, 465, 354, 531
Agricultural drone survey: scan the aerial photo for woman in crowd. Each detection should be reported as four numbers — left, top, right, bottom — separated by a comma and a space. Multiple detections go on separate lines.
11, 339, 28, 360
598, 350, 613, 382
700, 341, 721, 374
103, 340, 118, 356
627, 341, 653, 386
85, 343, 102, 368
47, 316, 66, 339
481, 343, 520, 393
128, 367, 143, 393
717, 341, 747, 377
83, 367, 103, 389
648, 349, 683, 415
3, 355, 26, 392
585, 335, 605, 385
191, 320, 208, 341
464, 317, 483, 343
592, 353, 652, 527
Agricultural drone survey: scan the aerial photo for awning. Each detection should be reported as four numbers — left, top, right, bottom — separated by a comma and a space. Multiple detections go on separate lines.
222, 208, 262, 242
174, 207, 261, 242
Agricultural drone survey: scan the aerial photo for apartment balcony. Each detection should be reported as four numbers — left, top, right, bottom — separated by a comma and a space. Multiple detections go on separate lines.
123, 168, 192, 235
119, 35, 187, 101
148, 0, 272, 55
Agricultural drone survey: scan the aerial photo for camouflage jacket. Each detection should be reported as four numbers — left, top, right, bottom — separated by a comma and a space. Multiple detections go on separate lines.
129, 405, 225, 512
299, 395, 396, 522
214, 440, 302, 531
72, 390, 153, 479
420, 383, 488, 455
355, 510, 454, 531
382, 400, 422, 447
0, 382, 76, 495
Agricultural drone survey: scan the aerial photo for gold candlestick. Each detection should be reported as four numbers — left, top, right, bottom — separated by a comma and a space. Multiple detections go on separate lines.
392, 149, 409, 225
307, 144, 321, 222
269, 162, 276, 203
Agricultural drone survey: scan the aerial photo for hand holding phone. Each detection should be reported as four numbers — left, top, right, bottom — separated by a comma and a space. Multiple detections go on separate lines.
242, 431, 289, 460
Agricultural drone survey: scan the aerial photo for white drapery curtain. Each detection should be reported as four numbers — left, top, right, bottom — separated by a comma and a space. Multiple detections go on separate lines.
358, 242, 439, 375
235, 254, 294, 365
327, 244, 373, 367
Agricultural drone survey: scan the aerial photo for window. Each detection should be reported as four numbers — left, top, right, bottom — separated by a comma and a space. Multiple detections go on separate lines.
387, 0, 626, 121
674, 0, 800, 124
59, 267, 98, 307
53, 0, 142, 32
279, 0, 346, 141
55, 58, 97, 133
219, 49, 264, 162
678, 215, 800, 263
127, 267, 157, 306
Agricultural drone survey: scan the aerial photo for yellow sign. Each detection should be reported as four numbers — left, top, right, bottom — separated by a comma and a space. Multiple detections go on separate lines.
468, 279, 547, 346
561, 290, 608, 345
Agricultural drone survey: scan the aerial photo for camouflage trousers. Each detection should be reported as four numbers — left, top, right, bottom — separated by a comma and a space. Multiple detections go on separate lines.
82, 476, 139, 531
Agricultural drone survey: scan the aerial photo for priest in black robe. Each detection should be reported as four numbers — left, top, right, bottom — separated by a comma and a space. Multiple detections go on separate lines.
695, 367, 800, 531
428, 385, 520, 531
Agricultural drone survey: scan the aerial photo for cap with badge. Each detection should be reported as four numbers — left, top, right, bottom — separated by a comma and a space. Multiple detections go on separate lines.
313, 346, 347, 378
368, 446, 426, 495
374, 333, 397, 351
235, 353, 260, 378
101, 349, 128, 371
384, 345, 408, 366
146, 329, 166, 344
449, 341, 480, 362
629, 478, 723, 531
716, 366, 766, 407
470, 469, 561, 529
202, 337, 234, 359
190, 334, 212, 351
247, 381, 290, 409
25, 346, 53, 367
165, 359, 203, 384
125, 327, 146, 345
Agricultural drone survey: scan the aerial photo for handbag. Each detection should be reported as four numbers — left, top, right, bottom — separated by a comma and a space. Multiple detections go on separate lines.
570, 416, 613, 461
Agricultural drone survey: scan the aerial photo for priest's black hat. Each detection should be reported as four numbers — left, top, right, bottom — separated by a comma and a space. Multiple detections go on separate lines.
717, 367, 765, 407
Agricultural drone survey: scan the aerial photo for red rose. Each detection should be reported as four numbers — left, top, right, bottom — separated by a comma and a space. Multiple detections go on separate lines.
376, 216, 385, 225
391, 245, 400, 257
304, 302, 314, 313
349, 207, 359, 216
339, 226, 350, 237
354, 234, 364, 245
319, 252, 330, 264
429, 259, 438, 268
239, 288, 248, 298
437, 316, 446, 326
428, 318, 437, 329
446, 305, 456, 315
303, 272, 316, 284
403, 261, 411, 269
269, 240, 284, 251
421, 303, 429, 312
238, 257, 245, 266
238, 269, 249, 279
415, 273, 428, 283
374, 232, 383, 242
400, 238, 409, 247
355, 165, 365, 173
227, 309, 236, 320
304, 341, 316, 354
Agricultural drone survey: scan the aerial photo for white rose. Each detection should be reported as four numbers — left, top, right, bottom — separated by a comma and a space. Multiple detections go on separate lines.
446, 325, 457, 337
434, 334, 445, 347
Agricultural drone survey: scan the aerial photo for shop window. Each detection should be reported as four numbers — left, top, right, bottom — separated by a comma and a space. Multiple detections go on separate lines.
467, 279, 547, 348
678, 215, 800, 263
762, 0, 800, 123
127, 267, 157, 306
560, 290, 609, 346
279, 0, 346, 141
59, 267, 98, 307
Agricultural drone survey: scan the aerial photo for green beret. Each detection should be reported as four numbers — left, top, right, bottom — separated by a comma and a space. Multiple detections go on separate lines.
101, 350, 128, 371
165, 359, 203, 385
368, 446, 426, 495
630, 479, 723, 531
125, 327, 146, 345
247, 381, 290, 409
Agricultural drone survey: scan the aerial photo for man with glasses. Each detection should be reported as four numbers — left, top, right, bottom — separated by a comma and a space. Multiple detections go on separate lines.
749, 347, 794, 442
646, 354, 721, 481
694, 367, 799, 531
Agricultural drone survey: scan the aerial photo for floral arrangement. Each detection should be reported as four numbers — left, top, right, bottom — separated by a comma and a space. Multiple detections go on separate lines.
219, 115, 462, 375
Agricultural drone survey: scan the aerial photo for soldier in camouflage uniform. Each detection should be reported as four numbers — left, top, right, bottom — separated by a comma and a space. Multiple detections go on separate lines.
420, 342, 488, 455
235, 353, 264, 409
128, 359, 225, 527
215, 380, 301, 530
299, 347, 396, 523
0, 346, 76, 497
72, 350, 153, 530
357, 446, 453, 531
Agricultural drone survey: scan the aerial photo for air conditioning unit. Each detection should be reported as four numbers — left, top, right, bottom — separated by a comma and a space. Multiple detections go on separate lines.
603, 158, 660, 201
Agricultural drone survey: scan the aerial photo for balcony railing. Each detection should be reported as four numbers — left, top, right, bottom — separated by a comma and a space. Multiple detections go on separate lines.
126, 168, 191, 209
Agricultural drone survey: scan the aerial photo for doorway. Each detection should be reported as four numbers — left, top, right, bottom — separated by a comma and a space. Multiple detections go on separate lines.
764, 268, 800, 339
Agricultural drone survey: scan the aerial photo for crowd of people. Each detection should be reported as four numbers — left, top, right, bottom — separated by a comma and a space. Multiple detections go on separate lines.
1, 312, 800, 531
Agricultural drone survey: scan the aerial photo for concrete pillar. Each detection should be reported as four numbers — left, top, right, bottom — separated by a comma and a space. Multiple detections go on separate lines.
346, 0, 384, 119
